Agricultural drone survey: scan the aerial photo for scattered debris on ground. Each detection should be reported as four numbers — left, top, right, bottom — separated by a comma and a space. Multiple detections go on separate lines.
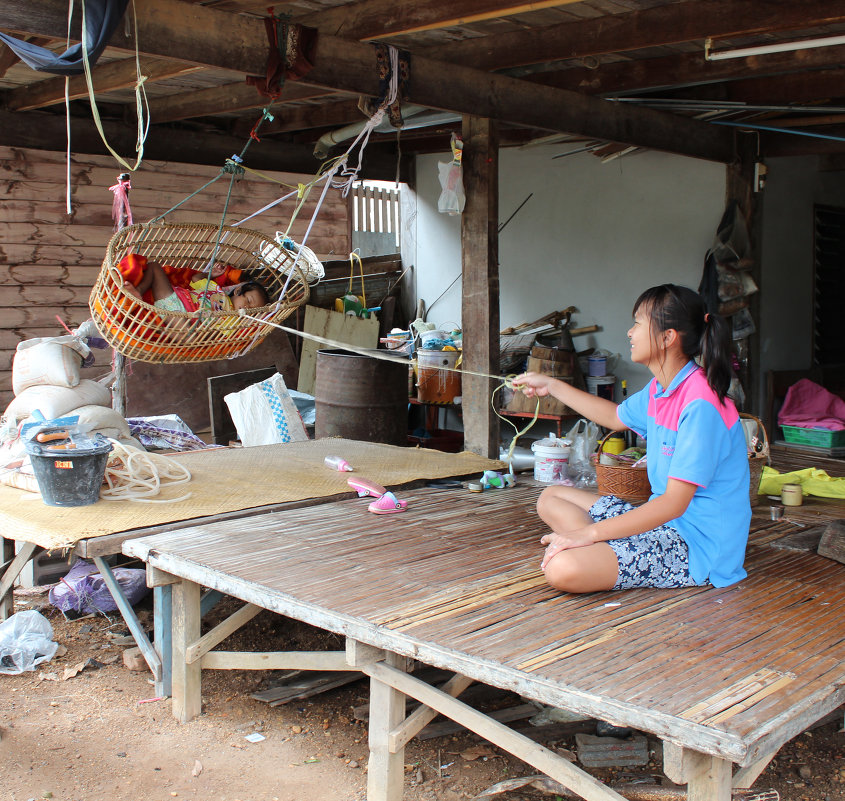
1, 592, 842, 801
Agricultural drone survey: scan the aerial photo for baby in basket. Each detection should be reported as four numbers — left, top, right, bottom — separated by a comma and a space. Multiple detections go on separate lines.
119, 253, 269, 313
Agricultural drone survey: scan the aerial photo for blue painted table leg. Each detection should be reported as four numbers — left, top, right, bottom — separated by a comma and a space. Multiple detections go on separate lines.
92, 556, 161, 683
154, 584, 172, 697
200, 588, 224, 617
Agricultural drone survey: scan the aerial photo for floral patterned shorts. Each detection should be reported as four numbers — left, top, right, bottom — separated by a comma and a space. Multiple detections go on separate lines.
153, 291, 186, 313
589, 495, 709, 591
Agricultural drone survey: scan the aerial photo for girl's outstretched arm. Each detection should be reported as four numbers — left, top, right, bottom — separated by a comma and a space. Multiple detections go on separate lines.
512, 372, 623, 430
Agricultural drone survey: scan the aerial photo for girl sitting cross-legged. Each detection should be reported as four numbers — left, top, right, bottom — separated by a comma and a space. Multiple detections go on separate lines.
512, 284, 751, 594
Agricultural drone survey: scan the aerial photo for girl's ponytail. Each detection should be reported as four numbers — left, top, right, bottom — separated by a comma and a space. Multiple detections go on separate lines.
699, 311, 733, 403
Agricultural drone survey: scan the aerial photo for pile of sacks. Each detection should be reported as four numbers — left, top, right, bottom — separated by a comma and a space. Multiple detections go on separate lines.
2, 324, 144, 455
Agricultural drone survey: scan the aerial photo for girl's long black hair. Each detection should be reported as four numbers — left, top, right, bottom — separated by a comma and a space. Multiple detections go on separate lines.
633, 284, 733, 403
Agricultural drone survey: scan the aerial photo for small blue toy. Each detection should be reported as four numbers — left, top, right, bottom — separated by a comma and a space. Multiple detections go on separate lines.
469, 471, 516, 492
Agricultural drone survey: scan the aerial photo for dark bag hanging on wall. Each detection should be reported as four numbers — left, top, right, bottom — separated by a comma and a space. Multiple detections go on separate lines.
698, 249, 720, 315
711, 200, 752, 268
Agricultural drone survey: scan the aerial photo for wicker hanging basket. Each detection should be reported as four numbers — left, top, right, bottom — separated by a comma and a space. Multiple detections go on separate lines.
742, 412, 770, 507
89, 222, 310, 364
594, 431, 652, 504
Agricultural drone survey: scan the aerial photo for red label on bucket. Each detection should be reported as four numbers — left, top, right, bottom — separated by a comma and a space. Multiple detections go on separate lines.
53, 460, 74, 469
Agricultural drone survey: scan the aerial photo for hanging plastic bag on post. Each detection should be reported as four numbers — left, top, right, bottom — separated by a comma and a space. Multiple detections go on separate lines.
566, 418, 599, 488
437, 134, 465, 215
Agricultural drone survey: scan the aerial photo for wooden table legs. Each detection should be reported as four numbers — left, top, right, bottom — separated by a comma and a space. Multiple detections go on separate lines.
0, 539, 38, 620
663, 741, 733, 800
171, 576, 202, 723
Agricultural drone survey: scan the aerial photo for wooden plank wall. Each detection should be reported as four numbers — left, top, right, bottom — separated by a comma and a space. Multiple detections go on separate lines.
0, 146, 351, 411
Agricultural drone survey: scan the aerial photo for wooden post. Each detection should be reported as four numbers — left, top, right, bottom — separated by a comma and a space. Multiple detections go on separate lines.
366, 651, 407, 801
461, 115, 500, 458
171, 578, 202, 723
663, 742, 732, 801
0, 537, 21, 619
111, 173, 132, 417
153, 585, 173, 698
686, 752, 732, 801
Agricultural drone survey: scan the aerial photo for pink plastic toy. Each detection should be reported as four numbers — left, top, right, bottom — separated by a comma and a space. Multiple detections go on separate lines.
368, 491, 408, 514
348, 477, 388, 498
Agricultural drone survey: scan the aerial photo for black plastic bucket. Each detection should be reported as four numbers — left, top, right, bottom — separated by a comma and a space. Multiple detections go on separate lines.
25, 436, 113, 507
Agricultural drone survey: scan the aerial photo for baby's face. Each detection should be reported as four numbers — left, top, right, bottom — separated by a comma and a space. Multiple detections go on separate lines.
232, 287, 267, 310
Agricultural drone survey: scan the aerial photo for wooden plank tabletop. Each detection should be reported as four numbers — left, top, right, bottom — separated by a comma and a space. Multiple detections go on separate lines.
125, 479, 845, 767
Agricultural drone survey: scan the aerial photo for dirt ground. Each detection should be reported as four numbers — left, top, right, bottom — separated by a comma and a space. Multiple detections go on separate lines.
1, 589, 843, 801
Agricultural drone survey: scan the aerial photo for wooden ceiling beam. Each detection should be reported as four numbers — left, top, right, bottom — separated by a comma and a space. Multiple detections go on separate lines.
1, 1, 269, 74
297, 34, 735, 162
0, 36, 52, 78
0, 42, 18, 79
647, 68, 845, 107
294, 0, 583, 41
767, 113, 845, 129
0, 107, 409, 180
423, 0, 845, 72
148, 81, 339, 124
4, 57, 203, 111
0, 0, 735, 162
530, 45, 845, 97
250, 99, 365, 135
761, 131, 845, 157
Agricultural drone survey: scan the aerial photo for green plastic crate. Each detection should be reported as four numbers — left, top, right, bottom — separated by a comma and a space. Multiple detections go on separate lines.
781, 425, 845, 448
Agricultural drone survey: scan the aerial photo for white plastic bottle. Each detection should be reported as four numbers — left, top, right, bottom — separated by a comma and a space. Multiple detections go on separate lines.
324, 455, 353, 472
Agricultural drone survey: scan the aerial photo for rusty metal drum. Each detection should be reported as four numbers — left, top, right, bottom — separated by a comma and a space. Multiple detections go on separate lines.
314, 349, 408, 445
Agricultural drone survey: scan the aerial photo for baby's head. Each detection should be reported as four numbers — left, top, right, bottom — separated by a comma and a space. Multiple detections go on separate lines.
231, 281, 269, 310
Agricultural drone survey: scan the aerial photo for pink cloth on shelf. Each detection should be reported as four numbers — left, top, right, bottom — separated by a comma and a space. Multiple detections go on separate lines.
778, 378, 845, 431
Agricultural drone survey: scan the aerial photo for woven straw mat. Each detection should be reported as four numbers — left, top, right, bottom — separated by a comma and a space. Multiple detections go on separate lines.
0, 439, 504, 551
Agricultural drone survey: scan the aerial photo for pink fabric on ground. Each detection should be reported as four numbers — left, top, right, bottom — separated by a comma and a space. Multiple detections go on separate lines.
778, 378, 845, 431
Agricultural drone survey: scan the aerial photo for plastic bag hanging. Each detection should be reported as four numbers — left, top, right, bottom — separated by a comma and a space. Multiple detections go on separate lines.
437, 134, 466, 215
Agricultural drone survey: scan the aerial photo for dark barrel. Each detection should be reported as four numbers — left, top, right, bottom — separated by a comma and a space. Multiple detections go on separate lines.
314, 349, 408, 445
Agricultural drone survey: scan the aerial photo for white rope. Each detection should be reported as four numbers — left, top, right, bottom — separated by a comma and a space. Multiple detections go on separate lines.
231, 186, 302, 227
65, 76, 72, 214
100, 439, 192, 503
332, 45, 401, 197
64, 2, 73, 214
237, 312, 502, 384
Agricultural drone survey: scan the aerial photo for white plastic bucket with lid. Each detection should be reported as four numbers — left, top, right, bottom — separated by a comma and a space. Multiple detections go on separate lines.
586, 374, 616, 401
531, 437, 571, 483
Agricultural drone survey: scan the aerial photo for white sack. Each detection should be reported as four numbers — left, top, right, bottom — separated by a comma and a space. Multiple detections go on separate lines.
67, 405, 131, 441
4, 380, 112, 423
12, 336, 91, 395
224, 372, 308, 448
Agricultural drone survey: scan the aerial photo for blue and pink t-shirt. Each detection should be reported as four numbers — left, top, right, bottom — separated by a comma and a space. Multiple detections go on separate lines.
616, 361, 751, 587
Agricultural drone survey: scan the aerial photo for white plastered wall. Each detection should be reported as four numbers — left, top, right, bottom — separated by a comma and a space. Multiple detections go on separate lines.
412, 145, 727, 397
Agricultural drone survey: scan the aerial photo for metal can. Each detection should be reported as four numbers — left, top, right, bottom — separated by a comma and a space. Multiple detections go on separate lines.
781, 483, 803, 506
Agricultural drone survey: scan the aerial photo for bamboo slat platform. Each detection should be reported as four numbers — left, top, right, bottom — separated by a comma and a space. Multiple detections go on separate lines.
125, 479, 845, 801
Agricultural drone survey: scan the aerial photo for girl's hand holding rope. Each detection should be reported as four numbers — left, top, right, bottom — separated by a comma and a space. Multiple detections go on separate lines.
512, 372, 554, 398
